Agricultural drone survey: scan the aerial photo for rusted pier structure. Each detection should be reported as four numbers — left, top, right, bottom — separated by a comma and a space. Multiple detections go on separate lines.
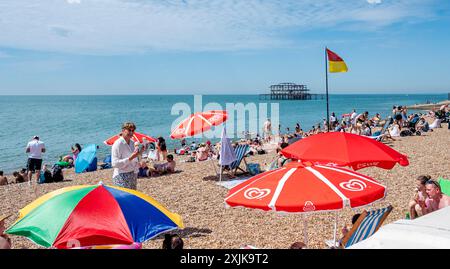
259, 82, 324, 100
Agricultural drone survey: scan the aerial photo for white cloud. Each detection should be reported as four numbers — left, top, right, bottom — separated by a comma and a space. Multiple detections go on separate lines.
67, 0, 81, 4
367, 0, 382, 4
0, 0, 440, 54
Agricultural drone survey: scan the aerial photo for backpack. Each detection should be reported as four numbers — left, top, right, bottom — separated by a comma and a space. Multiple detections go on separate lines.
400, 129, 413, 137
44, 170, 53, 183
247, 163, 261, 175
38, 172, 45, 184
52, 165, 64, 182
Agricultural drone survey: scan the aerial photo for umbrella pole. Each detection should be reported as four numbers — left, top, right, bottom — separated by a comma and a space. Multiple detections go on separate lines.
303, 214, 308, 246
333, 211, 338, 248
219, 165, 223, 182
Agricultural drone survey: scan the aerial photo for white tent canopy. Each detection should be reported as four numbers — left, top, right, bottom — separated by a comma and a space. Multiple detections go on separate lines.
349, 206, 450, 249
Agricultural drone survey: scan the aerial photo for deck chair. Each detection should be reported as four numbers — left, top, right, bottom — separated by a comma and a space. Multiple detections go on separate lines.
327, 205, 393, 249
219, 144, 250, 178
370, 118, 392, 141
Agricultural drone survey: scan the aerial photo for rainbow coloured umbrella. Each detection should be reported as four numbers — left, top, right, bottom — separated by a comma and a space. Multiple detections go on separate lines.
6, 183, 184, 249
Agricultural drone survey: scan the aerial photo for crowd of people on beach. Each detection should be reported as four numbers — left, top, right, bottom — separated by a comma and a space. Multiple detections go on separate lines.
0, 103, 449, 249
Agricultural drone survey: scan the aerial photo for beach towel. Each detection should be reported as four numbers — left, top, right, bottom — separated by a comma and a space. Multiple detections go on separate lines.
429, 119, 442, 129
216, 176, 252, 189
438, 177, 450, 196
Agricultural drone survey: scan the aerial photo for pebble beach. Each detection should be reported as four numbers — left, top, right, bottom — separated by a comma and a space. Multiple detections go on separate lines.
1, 124, 449, 249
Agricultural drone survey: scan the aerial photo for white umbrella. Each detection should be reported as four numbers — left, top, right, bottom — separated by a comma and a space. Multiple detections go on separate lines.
349, 206, 450, 249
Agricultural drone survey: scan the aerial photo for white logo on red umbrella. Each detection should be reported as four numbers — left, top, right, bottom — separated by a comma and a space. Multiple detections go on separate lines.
244, 188, 271, 200
356, 162, 380, 169
210, 115, 222, 122
339, 179, 367, 192
303, 201, 316, 212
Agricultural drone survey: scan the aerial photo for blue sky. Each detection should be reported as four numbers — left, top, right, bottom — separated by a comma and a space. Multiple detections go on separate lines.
0, 0, 449, 95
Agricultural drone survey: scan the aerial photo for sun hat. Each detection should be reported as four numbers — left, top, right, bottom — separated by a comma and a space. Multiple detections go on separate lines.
32, 135, 39, 140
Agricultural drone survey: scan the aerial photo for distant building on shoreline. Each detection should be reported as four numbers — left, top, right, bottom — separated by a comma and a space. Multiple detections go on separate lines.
259, 82, 324, 100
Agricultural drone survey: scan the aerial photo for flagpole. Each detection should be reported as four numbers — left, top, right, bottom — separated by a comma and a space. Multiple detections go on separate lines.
325, 47, 330, 132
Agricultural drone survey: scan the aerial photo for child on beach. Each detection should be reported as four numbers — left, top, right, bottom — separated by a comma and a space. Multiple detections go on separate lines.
137, 161, 151, 178
151, 154, 176, 175
0, 171, 8, 186
39, 164, 53, 184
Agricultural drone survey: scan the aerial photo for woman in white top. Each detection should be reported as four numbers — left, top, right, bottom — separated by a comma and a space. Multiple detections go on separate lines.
111, 122, 145, 190
389, 120, 401, 137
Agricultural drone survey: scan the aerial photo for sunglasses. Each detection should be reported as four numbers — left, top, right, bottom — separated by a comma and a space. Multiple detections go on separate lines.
426, 180, 441, 189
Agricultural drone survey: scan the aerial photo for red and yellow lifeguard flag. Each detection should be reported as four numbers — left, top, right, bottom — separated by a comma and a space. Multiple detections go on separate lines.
326, 48, 348, 73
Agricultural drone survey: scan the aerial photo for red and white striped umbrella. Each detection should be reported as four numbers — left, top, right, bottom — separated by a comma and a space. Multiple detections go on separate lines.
104, 132, 157, 146
170, 110, 228, 139
225, 162, 386, 213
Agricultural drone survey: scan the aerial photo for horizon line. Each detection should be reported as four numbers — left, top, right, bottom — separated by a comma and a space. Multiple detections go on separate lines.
0, 92, 448, 96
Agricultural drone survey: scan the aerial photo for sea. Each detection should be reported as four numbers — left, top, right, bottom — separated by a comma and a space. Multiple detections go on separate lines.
0, 93, 446, 173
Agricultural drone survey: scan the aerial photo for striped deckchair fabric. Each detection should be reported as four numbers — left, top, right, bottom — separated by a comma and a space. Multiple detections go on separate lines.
342, 205, 393, 248
372, 118, 392, 141
229, 144, 250, 171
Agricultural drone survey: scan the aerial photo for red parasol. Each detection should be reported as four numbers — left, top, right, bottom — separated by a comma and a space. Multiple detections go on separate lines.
170, 110, 228, 139
104, 132, 157, 146
225, 162, 386, 213
281, 132, 409, 170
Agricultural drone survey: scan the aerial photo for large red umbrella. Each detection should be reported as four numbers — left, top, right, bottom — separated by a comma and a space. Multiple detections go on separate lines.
170, 110, 228, 139
281, 132, 409, 170
225, 161, 386, 245
104, 132, 157, 146
225, 162, 386, 213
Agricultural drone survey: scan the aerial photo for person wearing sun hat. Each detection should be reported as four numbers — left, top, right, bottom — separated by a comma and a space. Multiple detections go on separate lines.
0, 214, 12, 249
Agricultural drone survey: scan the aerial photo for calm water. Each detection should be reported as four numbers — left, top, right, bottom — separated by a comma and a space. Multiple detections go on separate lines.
0, 93, 446, 173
